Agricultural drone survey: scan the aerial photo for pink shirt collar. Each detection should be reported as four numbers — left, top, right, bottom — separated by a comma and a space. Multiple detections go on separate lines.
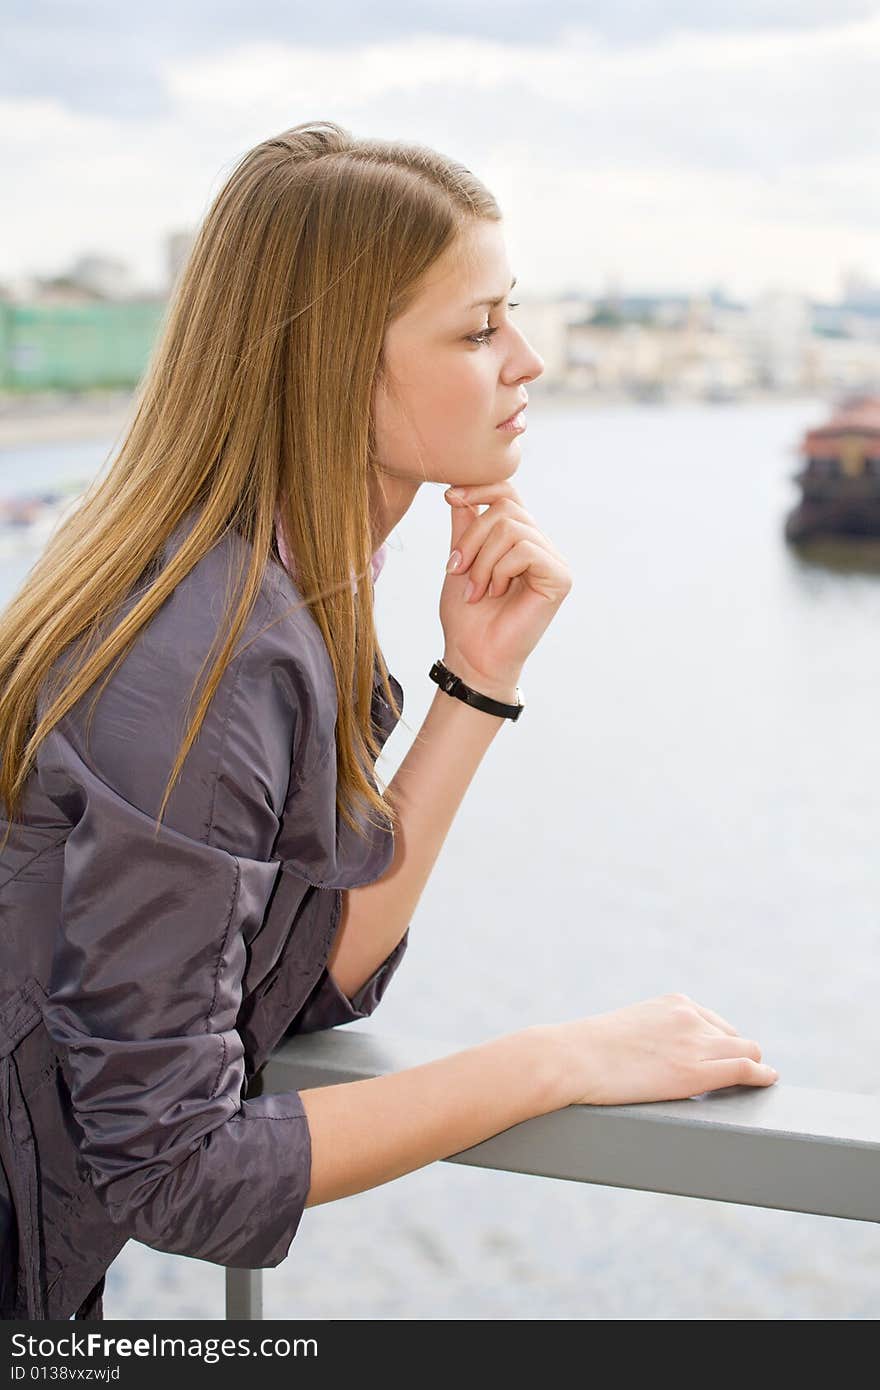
274, 509, 387, 591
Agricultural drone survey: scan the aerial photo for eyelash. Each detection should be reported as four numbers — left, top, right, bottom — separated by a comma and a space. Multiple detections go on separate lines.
467, 302, 521, 346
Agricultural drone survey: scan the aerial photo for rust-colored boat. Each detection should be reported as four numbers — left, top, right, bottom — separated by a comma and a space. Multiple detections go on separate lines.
785, 395, 880, 542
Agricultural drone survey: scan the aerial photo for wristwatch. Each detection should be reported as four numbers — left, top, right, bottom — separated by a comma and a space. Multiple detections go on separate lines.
429, 658, 524, 721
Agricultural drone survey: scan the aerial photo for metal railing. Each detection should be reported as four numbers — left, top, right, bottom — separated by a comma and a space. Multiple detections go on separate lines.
225, 1028, 880, 1319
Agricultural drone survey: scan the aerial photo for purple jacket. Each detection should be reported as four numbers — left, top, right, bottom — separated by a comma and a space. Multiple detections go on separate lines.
0, 506, 408, 1320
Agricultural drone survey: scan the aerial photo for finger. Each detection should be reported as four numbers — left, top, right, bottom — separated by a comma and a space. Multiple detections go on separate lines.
445, 489, 567, 573
696, 1057, 779, 1094
446, 480, 527, 511
447, 502, 535, 582
481, 537, 567, 602
446, 492, 533, 534
447, 492, 476, 557
690, 1004, 741, 1037
462, 521, 542, 601
487, 531, 566, 597
699, 1034, 763, 1063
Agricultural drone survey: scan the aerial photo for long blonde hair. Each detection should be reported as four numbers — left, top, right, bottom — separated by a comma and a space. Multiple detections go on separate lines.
0, 121, 502, 853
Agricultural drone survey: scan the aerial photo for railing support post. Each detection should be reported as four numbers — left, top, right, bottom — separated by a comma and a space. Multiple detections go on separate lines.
226, 1268, 263, 1320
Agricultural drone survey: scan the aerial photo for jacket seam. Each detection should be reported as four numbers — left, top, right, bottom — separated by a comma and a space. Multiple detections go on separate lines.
0, 833, 67, 892
288, 734, 334, 801
204, 649, 248, 848
228, 1112, 309, 1123
205, 856, 241, 1098
204, 563, 285, 845
0, 979, 46, 1058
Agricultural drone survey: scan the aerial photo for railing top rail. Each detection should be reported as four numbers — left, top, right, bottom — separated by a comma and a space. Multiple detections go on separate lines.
259, 1029, 880, 1226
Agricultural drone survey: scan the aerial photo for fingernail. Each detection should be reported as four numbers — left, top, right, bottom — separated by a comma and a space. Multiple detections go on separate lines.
464, 580, 475, 600
446, 487, 464, 499
447, 549, 462, 572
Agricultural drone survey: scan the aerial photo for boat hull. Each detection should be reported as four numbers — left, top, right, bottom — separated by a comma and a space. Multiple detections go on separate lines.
785, 496, 880, 542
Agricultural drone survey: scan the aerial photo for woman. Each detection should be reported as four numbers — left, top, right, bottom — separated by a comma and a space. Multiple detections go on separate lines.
0, 121, 778, 1321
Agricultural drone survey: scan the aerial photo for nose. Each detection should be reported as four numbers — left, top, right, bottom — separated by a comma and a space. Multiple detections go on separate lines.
507, 342, 544, 387
507, 321, 545, 384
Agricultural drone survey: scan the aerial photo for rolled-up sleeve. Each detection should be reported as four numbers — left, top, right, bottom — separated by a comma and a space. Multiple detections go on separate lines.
32, 573, 335, 1270
285, 924, 409, 1035
38, 729, 313, 1268
33, 553, 410, 1267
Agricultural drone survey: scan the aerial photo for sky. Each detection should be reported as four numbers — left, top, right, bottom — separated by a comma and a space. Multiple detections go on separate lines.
4, 1, 880, 303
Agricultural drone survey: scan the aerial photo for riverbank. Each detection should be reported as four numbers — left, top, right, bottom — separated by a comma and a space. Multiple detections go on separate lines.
0, 391, 136, 449
0, 384, 819, 452
0, 387, 592, 450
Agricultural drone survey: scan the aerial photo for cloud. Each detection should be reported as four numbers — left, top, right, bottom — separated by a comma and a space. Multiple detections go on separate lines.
3, 9, 879, 299
159, 17, 880, 179
4, 0, 877, 119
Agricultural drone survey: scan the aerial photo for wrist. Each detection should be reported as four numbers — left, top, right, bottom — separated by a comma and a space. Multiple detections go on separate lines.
531, 1019, 609, 1108
515, 1024, 575, 1115
440, 650, 521, 706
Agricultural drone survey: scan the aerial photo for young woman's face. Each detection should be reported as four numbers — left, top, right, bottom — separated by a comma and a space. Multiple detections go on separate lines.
372, 219, 545, 490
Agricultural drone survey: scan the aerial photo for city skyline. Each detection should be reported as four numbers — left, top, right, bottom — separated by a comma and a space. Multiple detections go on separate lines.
6, 233, 880, 312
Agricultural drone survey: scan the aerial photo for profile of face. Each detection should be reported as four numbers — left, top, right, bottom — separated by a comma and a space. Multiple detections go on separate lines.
372, 219, 545, 494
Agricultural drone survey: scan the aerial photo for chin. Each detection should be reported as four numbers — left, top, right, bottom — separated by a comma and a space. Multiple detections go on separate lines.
495, 427, 524, 449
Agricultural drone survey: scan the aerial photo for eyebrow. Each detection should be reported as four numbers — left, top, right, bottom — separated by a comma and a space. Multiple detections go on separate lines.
466, 275, 517, 310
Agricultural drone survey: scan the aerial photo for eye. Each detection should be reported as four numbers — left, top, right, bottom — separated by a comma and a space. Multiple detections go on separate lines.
467, 301, 521, 346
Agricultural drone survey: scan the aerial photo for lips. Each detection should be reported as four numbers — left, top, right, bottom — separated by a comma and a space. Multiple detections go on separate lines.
497, 400, 528, 427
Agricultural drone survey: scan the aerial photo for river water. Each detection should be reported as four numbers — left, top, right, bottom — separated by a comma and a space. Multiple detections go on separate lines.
2, 396, 878, 1319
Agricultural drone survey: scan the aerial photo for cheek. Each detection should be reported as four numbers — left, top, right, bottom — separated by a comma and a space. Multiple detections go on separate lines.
393, 363, 488, 441
416, 371, 496, 473
429, 359, 493, 423
372, 354, 496, 474
427, 384, 475, 432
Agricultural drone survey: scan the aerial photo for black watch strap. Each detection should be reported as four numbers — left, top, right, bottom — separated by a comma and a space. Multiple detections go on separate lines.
429, 658, 524, 721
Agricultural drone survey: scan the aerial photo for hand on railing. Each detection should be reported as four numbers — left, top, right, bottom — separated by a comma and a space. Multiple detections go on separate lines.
538, 992, 779, 1107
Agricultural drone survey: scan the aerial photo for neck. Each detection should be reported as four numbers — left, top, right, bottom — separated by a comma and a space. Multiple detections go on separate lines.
370, 469, 422, 550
